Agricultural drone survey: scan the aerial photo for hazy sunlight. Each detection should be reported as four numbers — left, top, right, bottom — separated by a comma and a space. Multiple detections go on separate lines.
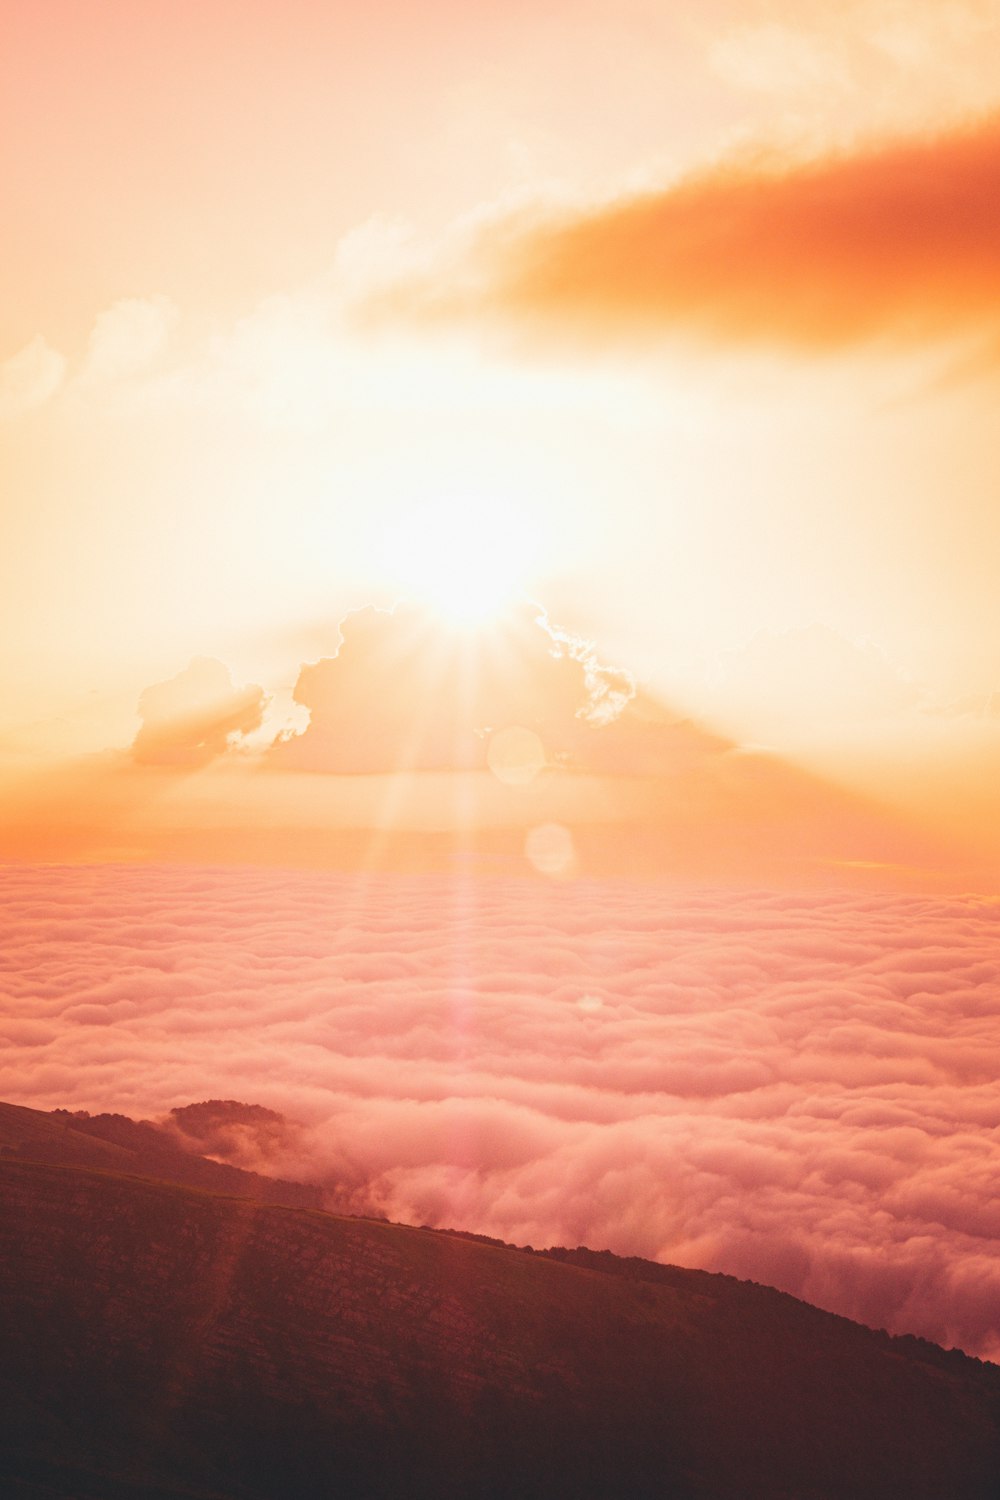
382, 493, 535, 626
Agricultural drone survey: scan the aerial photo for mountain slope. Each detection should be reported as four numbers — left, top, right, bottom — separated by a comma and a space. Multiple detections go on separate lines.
2, 1159, 998, 1499
0, 1100, 320, 1209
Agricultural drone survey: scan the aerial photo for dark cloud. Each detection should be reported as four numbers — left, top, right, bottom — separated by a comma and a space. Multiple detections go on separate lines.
132, 656, 265, 766
3, 863, 1000, 1360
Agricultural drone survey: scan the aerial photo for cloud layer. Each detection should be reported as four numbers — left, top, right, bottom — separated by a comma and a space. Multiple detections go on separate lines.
2, 863, 999, 1359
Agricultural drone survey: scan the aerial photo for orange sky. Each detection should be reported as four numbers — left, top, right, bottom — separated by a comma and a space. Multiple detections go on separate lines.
7, 4, 1000, 1363
5, 0, 1000, 885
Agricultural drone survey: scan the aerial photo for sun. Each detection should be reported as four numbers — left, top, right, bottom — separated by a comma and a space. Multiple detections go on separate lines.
383, 494, 535, 627
421, 568, 512, 625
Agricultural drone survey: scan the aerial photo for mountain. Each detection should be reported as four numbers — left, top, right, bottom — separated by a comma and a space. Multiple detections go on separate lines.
0, 1099, 321, 1209
2, 1157, 998, 1499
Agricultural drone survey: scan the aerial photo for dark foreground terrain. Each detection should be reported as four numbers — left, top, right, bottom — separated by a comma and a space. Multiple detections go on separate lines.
1, 1154, 998, 1499
0, 1099, 322, 1209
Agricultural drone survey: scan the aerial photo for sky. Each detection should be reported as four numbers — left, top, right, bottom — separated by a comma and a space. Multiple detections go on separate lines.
4, 0, 1000, 875
3, 0, 1000, 1356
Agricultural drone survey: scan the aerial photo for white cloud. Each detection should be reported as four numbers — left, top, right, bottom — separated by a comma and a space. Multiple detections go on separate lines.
83, 295, 178, 382
709, 22, 854, 97
0, 336, 66, 419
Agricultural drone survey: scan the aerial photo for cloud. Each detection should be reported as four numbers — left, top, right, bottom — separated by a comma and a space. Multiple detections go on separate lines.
164, 1098, 305, 1170
707, 1, 1000, 107
270, 601, 639, 773
3, 863, 1000, 1361
388, 112, 1000, 354
0, 296, 175, 425
0, 604, 939, 875
132, 656, 266, 766
83, 295, 177, 382
709, 21, 854, 97
0, 336, 66, 419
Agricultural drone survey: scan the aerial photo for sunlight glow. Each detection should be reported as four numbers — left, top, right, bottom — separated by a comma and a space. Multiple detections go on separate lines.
382, 494, 536, 627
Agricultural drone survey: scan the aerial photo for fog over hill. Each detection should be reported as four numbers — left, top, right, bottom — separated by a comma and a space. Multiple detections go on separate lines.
0, 1099, 321, 1209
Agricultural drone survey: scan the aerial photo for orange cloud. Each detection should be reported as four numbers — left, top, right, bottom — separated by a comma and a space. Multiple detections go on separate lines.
270, 601, 637, 774
0, 598, 960, 880
133, 656, 265, 767
403, 113, 1000, 352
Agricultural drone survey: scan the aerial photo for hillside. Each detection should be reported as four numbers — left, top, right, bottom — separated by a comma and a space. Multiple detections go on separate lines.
0, 1100, 321, 1209
2, 1158, 998, 1499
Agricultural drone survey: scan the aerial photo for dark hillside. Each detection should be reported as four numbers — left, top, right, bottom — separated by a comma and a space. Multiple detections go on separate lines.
1, 1159, 998, 1499
0, 1100, 320, 1209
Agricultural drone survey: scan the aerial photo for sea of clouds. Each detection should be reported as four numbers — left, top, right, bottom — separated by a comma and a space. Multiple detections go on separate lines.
1, 863, 998, 1360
